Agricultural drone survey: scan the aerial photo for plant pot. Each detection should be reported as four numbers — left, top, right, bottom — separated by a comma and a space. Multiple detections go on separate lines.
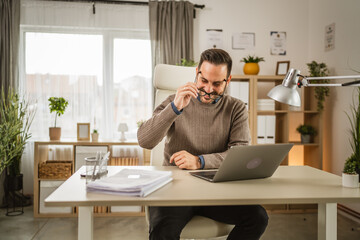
342, 173, 359, 188
243, 63, 260, 75
49, 127, 61, 140
356, 167, 360, 183
91, 133, 99, 142
6, 174, 23, 192
301, 134, 311, 144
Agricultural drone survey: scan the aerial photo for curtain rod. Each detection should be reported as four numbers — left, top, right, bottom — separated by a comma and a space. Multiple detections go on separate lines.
48, 0, 205, 9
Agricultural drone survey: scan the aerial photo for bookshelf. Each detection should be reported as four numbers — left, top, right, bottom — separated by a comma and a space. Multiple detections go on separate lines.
230, 75, 323, 169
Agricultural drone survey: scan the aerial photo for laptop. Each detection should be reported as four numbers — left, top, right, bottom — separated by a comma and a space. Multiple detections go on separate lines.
189, 144, 293, 182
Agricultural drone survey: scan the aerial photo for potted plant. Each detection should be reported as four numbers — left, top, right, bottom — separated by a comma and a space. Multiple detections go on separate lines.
91, 129, 99, 142
240, 55, 265, 75
307, 61, 330, 112
0, 87, 36, 212
178, 58, 197, 67
345, 87, 360, 182
296, 124, 317, 143
48, 97, 68, 140
342, 154, 359, 188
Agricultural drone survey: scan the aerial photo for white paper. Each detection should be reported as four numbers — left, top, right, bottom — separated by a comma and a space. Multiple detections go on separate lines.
270, 31, 286, 55
86, 168, 173, 197
206, 29, 223, 49
232, 32, 255, 50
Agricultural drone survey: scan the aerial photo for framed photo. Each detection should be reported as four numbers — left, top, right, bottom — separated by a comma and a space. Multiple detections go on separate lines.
276, 61, 290, 75
77, 123, 90, 141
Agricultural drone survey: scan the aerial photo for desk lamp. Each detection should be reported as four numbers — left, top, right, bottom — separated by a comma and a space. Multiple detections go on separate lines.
118, 123, 128, 142
268, 68, 360, 106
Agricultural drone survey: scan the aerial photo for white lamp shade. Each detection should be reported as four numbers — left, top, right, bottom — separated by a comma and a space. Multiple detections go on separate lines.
118, 123, 128, 132
267, 85, 301, 107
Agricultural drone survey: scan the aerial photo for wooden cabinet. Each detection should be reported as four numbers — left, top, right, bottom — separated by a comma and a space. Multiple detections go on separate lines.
230, 75, 323, 169
33, 140, 146, 218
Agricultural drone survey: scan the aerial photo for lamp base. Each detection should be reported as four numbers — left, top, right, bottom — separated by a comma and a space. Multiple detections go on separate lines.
119, 132, 126, 142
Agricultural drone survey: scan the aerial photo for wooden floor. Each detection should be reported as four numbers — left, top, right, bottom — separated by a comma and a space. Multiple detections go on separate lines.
0, 206, 359, 240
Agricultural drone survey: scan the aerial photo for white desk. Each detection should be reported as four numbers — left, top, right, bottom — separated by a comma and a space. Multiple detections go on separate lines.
45, 166, 360, 240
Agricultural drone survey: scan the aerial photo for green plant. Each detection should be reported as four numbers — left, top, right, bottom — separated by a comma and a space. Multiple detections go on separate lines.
296, 124, 317, 136
48, 97, 69, 127
137, 120, 145, 128
343, 154, 358, 174
177, 58, 197, 67
307, 61, 330, 112
0, 87, 36, 175
93, 129, 98, 134
240, 55, 265, 63
345, 87, 360, 172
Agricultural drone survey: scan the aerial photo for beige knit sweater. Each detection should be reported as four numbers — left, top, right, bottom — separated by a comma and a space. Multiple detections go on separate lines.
137, 94, 250, 169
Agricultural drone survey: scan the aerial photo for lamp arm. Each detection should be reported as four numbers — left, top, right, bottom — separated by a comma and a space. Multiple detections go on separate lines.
298, 74, 360, 88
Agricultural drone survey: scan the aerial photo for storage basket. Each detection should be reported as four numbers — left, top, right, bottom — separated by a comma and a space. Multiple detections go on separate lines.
38, 161, 72, 179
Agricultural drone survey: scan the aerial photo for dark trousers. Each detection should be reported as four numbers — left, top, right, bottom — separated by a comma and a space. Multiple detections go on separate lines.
149, 205, 268, 240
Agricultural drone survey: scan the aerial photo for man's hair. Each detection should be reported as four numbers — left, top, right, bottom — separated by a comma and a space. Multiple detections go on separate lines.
198, 49, 232, 78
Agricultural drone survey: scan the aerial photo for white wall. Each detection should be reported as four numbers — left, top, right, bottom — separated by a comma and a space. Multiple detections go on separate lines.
308, 0, 360, 213
192, 0, 360, 213
192, 0, 309, 75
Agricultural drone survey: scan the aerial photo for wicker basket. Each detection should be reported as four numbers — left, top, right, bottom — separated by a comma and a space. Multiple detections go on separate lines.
38, 161, 72, 179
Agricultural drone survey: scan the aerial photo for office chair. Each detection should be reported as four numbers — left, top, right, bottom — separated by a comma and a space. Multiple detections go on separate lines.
145, 64, 233, 239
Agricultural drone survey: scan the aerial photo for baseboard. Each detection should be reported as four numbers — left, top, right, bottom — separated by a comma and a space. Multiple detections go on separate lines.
338, 204, 360, 224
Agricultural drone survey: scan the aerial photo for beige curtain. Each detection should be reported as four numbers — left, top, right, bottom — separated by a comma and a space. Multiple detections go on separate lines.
0, 0, 20, 207
0, 0, 20, 94
149, 0, 194, 67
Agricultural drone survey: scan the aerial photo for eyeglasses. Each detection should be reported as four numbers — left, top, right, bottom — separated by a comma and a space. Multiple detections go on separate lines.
195, 72, 227, 100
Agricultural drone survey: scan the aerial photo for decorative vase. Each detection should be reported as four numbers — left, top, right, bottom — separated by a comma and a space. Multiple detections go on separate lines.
342, 173, 359, 188
49, 127, 61, 140
91, 133, 99, 142
243, 63, 260, 75
301, 134, 311, 144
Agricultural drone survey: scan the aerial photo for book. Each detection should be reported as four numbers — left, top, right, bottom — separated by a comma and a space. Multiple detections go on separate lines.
86, 168, 173, 197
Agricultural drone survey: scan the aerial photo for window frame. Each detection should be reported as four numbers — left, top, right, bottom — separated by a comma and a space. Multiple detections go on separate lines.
19, 26, 152, 139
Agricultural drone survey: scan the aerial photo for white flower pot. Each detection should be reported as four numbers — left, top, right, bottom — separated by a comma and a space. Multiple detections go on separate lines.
342, 173, 359, 188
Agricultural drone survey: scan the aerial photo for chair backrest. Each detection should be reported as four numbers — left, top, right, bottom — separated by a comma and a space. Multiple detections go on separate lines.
151, 64, 197, 166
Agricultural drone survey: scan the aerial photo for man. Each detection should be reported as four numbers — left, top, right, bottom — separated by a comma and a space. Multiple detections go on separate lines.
138, 49, 268, 240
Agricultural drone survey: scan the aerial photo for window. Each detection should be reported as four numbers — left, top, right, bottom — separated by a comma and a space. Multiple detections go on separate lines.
23, 31, 152, 140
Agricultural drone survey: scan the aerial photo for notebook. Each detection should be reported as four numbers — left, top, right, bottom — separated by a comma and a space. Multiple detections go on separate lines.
189, 144, 293, 182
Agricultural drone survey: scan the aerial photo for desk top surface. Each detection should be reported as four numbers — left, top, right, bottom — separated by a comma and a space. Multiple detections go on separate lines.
45, 166, 360, 207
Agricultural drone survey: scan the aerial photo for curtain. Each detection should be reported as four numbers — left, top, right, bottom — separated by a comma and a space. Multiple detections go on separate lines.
149, 0, 194, 67
0, 0, 20, 207
0, 0, 20, 93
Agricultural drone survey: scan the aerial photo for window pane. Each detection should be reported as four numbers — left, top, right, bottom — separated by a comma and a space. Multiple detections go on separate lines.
25, 32, 103, 138
113, 39, 152, 140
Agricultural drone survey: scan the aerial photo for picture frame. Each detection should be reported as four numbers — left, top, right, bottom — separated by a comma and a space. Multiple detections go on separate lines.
276, 61, 290, 75
77, 123, 90, 141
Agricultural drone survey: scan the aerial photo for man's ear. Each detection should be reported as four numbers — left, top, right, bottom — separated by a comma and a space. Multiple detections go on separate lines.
226, 75, 232, 85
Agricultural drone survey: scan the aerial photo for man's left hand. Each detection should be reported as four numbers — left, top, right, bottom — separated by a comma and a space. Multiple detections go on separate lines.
169, 150, 200, 170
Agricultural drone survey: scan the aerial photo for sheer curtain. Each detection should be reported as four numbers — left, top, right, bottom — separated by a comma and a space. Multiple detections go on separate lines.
149, 0, 194, 67
20, 0, 151, 195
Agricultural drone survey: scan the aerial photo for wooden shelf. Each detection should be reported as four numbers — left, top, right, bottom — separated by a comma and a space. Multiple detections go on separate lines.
229, 75, 323, 172
33, 140, 145, 218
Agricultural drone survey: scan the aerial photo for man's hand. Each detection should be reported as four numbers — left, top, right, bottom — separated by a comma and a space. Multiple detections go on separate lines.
170, 150, 200, 170
173, 83, 198, 111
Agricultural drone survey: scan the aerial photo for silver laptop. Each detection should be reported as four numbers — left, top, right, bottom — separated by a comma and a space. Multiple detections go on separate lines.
189, 144, 293, 182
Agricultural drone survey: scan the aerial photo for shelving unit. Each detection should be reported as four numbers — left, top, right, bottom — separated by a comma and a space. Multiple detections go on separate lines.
231, 75, 323, 212
33, 140, 146, 218
230, 75, 323, 169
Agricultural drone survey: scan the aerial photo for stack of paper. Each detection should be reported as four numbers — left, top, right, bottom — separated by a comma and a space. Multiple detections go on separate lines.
257, 99, 275, 111
86, 168, 173, 197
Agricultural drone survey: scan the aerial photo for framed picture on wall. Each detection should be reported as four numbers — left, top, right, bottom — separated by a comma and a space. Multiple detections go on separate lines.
276, 61, 290, 75
77, 123, 90, 141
